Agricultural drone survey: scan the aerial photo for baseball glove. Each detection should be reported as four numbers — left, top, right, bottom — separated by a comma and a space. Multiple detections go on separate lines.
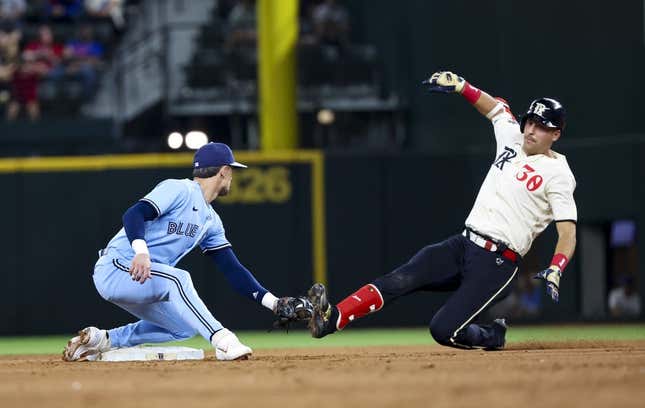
272, 296, 314, 331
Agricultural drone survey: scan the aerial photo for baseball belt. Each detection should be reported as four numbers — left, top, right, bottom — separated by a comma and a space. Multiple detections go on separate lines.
462, 228, 520, 263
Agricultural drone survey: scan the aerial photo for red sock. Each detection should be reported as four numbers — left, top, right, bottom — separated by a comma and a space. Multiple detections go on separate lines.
336, 284, 384, 330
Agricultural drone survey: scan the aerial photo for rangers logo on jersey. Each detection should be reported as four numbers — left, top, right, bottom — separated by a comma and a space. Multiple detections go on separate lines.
493, 147, 517, 170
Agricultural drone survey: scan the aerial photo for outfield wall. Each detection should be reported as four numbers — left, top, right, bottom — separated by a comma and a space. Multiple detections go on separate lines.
0, 146, 643, 335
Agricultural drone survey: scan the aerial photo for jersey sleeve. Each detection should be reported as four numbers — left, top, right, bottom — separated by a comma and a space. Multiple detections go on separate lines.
492, 111, 523, 151
546, 171, 577, 222
139, 179, 189, 217
200, 212, 232, 253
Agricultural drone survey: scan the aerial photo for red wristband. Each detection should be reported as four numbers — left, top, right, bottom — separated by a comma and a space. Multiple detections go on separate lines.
461, 82, 482, 104
550, 253, 569, 271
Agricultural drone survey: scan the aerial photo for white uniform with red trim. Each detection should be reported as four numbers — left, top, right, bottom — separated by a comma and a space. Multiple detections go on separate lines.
464, 108, 577, 256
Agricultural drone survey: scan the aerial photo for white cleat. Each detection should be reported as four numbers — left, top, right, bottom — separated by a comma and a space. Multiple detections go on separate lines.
62, 326, 111, 362
211, 328, 252, 361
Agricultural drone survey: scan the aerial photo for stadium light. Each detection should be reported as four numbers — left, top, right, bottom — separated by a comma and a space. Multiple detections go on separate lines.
185, 131, 209, 149
167, 132, 183, 149
317, 109, 335, 125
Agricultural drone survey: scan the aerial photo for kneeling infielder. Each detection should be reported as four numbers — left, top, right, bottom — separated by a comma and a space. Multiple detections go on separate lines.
308, 71, 577, 349
64, 142, 311, 361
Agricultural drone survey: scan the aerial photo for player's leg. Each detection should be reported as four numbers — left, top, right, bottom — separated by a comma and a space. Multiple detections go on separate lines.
309, 234, 465, 338
65, 258, 206, 361
107, 317, 196, 348
94, 258, 224, 341
143, 262, 252, 360
428, 242, 519, 349
65, 309, 200, 361
63, 308, 196, 361
91, 258, 250, 360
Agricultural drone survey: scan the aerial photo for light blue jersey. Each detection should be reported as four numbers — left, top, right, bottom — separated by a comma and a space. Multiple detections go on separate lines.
104, 178, 231, 266
88, 143, 260, 354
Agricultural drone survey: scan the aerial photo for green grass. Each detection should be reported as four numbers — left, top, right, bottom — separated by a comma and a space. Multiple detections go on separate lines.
1, 324, 644, 355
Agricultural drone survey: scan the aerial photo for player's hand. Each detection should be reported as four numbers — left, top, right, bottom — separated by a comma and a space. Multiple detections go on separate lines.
130, 253, 152, 284
534, 267, 561, 303
422, 71, 465, 94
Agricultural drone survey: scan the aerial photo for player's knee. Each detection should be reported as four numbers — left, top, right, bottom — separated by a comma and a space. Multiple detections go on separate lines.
429, 315, 454, 346
172, 328, 197, 341
94, 282, 111, 302
98, 290, 131, 305
95, 282, 122, 303
97, 290, 114, 303
93, 273, 116, 302
172, 269, 195, 289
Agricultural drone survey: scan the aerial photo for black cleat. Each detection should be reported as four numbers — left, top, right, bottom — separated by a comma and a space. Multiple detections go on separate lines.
485, 318, 508, 350
307, 283, 338, 338
308, 283, 328, 312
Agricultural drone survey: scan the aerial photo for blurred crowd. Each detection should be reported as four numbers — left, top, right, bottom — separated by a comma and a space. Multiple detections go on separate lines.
0, 0, 125, 121
215, 0, 350, 50
180, 0, 382, 149
187, 0, 376, 92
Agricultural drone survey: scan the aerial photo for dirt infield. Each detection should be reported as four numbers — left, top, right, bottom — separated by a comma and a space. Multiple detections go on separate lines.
1, 341, 644, 408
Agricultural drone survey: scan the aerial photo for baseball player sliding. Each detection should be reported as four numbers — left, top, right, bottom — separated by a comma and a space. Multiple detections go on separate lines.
63, 142, 312, 361
307, 71, 577, 349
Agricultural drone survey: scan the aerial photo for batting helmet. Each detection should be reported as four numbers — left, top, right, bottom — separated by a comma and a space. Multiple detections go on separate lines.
519, 98, 566, 132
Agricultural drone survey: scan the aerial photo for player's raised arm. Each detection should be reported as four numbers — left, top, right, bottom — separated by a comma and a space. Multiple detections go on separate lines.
423, 71, 505, 120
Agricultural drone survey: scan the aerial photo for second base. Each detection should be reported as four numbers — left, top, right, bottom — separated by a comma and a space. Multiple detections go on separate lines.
97, 346, 205, 362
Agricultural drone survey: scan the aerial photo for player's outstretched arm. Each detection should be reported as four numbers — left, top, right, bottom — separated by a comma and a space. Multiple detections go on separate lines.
208, 247, 275, 306
423, 71, 504, 120
534, 221, 576, 303
207, 248, 313, 325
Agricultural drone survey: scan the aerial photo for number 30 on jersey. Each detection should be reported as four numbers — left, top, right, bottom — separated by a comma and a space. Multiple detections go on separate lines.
516, 164, 543, 191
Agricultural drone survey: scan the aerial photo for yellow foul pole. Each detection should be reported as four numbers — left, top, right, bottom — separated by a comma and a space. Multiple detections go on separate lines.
257, 0, 299, 150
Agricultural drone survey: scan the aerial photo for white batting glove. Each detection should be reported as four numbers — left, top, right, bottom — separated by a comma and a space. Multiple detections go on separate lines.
422, 71, 466, 94
534, 266, 562, 303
